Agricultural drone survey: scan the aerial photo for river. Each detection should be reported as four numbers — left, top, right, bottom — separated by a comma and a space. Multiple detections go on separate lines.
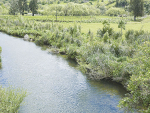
0, 32, 128, 113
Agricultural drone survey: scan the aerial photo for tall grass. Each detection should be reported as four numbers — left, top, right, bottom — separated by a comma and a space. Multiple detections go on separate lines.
0, 86, 27, 113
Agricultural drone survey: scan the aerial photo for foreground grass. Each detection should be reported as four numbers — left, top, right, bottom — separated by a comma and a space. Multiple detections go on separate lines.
0, 86, 27, 113
0, 15, 150, 112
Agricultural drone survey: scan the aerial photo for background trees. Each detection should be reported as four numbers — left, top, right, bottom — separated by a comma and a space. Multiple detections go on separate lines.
130, 0, 144, 21
29, 0, 38, 16
9, 0, 19, 15
9, 0, 38, 16
18, 0, 28, 15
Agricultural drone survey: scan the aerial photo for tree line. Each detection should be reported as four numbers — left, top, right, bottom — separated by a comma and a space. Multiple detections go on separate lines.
8, 0, 145, 21
9, 0, 38, 16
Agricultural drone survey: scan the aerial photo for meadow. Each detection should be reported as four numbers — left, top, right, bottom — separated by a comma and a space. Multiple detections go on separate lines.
0, 14, 150, 112
20, 15, 150, 35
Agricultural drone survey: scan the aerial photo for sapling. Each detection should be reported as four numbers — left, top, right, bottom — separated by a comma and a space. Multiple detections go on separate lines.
118, 19, 125, 38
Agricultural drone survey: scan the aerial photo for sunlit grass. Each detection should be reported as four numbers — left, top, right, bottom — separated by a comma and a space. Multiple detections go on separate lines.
57, 21, 150, 36
23, 15, 124, 22
0, 86, 27, 113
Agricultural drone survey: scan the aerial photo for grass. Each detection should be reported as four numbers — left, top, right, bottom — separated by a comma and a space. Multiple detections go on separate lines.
21, 15, 150, 36
58, 21, 150, 35
0, 86, 27, 113
23, 15, 131, 22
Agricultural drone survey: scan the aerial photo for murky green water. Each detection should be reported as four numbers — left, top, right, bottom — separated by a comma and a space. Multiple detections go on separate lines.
0, 32, 128, 113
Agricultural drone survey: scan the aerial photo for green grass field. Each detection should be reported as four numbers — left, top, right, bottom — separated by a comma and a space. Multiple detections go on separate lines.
20, 15, 150, 35
56, 18, 150, 35
1, 15, 150, 36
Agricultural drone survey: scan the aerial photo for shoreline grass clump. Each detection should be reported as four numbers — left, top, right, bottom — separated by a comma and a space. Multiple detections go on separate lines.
0, 86, 27, 113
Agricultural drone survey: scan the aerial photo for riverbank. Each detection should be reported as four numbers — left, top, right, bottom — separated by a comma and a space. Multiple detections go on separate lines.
0, 15, 150, 112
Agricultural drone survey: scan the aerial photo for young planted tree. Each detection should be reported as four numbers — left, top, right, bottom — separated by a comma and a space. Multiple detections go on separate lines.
130, 0, 144, 21
29, 0, 38, 16
118, 20, 125, 38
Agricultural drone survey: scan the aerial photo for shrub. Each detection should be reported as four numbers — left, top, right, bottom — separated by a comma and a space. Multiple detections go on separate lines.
97, 21, 114, 37
0, 86, 27, 113
106, 7, 126, 16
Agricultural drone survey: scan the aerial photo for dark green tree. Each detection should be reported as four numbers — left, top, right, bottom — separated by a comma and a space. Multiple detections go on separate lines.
29, 0, 38, 16
18, 0, 28, 15
9, 0, 19, 15
130, 0, 144, 21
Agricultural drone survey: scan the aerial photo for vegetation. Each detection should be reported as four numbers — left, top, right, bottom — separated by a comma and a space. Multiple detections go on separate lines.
0, 86, 27, 113
29, 0, 38, 16
130, 0, 144, 21
0, 0, 150, 112
0, 15, 150, 112
0, 46, 1, 68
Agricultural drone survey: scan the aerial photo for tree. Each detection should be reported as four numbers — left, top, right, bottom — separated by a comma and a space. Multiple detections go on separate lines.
18, 0, 28, 15
118, 20, 125, 38
9, 0, 19, 15
29, 0, 38, 16
130, 0, 144, 21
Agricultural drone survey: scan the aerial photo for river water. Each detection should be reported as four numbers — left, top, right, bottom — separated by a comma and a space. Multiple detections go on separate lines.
0, 32, 128, 113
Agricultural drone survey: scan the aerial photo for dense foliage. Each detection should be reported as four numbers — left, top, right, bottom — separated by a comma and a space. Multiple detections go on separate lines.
1, 0, 150, 19
130, 0, 144, 21
39, 2, 100, 16
29, 0, 38, 16
0, 15, 150, 112
0, 86, 27, 113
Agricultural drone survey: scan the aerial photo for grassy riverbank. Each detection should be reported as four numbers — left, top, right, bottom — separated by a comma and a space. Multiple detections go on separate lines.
0, 15, 150, 112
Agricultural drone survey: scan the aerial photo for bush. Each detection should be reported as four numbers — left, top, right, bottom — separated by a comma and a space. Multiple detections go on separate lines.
41, 2, 100, 16
106, 7, 126, 16
0, 86, 27, 113
97, 21, 114, 37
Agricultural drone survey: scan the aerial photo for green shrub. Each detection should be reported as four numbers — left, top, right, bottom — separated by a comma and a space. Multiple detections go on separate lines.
97, 21, 114, 37
106, 7, 126, 16
125, 29, 134, 40
112, 32, 122, 39
0, 86, 27, 113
